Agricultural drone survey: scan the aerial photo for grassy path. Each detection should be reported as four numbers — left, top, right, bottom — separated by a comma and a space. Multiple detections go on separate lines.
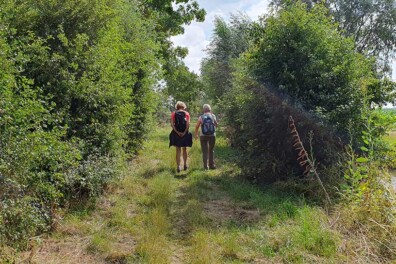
18, 127, 348, 263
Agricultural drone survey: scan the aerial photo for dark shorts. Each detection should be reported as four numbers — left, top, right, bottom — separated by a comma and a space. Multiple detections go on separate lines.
169, 130, 193, 147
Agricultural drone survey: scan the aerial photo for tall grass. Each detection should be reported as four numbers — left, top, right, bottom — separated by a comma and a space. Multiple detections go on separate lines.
19, 125, 387, 263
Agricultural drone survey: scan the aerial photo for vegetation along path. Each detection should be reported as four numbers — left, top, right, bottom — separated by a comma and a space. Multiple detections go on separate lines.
18, 126, 353, 263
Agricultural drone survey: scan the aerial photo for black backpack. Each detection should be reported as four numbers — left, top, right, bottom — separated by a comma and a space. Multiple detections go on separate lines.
201, 114, 215, 135
174, 111, 187, 132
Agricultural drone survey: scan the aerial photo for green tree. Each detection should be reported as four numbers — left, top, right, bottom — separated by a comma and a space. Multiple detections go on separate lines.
0, 0, 207, 249
201, 13, 252, 101
223, 1, 378, 183
249, 2, 374, 131
270, 0, 396, 75
141, 0, 206, 36
164, 60, 203, 107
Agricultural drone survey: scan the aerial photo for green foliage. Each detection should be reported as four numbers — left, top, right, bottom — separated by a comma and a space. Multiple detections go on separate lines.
249, 2, 373, 133
141, 0, 205, 36
271, 0, 396, 76
201, 13, 252, 102
163, 53, 203, 108
0, 197, 48, 250
221, 2, 385, 193
341, 109, 396, 259
0, 0, 205, 250
343, 109, 396, 195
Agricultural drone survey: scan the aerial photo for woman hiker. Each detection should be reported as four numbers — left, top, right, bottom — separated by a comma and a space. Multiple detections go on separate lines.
169, 101, 193, 173
194, 104, 218, 170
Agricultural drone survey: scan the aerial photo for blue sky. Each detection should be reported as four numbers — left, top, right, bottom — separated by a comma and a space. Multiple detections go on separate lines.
171, 0, 270, 74
171, 0, 396, 80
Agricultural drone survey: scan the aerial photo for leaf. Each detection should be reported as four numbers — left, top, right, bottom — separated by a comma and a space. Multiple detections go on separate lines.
356, 157, 368, 163
360, 146, 369, 152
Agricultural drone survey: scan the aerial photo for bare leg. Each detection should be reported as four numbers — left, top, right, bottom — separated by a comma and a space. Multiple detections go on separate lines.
176, 147, 181, 171
182, 147, 188, 169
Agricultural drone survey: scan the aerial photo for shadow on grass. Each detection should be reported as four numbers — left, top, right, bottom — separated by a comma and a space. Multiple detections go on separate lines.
169, 146, 313, 239
167, 128, 322, 238
67, 195, 97, 217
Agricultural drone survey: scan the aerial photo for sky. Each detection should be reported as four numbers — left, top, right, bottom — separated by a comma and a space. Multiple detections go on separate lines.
171, 0, 396, 80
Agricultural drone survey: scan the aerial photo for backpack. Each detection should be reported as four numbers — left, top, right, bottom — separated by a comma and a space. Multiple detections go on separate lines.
201, 114, 215, 135
174, 111, 187, 132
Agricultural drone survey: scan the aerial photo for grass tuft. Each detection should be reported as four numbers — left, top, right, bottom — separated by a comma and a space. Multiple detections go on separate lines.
188, 230, 220, 264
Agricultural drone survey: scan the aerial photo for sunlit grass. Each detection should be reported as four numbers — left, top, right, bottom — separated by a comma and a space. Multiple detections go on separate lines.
188, 230, 221, 264
23, 124, 346, 263
384, 131, 396, 145
135, 125, 342, 263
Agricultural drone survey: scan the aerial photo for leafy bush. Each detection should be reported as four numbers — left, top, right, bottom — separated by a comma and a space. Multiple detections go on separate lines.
0, 0, 161, 250
248, 2, 374, 136
223, 2, 377, 188
0, 197, 48, 250
0, 0, 206, 250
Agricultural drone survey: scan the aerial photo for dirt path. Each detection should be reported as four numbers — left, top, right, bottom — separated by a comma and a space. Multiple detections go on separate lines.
16, 128, 264, 263
16, 127, 348, 263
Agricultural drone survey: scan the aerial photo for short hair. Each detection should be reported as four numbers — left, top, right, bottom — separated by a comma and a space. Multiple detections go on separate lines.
203, 104, 211, 113
175, 101, 186, 110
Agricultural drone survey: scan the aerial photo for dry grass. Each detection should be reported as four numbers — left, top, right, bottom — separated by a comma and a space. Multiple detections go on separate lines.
14, 126, 396, 263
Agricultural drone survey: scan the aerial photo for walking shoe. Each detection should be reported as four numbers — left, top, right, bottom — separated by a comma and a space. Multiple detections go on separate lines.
184, 165, 188, 171
177, 166, 181, 173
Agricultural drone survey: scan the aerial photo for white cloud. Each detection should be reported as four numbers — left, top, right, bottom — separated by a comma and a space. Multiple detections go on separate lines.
172, 0, 396, 78
171, 23, 210, 73
171, 1, 270, 74
246, 0, 270, 20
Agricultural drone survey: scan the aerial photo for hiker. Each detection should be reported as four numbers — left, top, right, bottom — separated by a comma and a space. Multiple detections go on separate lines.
194, 104, 218, 170
169, 101, 193, 173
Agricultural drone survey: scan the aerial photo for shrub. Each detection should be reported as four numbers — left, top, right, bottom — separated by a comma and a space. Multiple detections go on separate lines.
0, 0, 160, 249
248, 2, 374, 136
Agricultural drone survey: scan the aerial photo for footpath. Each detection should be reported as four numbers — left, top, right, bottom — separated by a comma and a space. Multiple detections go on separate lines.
17, 127, 344, 263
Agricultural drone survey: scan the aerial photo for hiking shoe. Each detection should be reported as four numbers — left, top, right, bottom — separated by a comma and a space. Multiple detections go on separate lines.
177, 166, 181, 173
184, 165, 188, 171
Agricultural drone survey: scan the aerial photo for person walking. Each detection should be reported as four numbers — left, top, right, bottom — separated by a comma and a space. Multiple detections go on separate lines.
194, 104, 218, 170
169, 101, 192, 173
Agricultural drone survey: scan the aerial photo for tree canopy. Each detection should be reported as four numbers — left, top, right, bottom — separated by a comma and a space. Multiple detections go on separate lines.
270, 0, 396, 75
199, 13, 252, 103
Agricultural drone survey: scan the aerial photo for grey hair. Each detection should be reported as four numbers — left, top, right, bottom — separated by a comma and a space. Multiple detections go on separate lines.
203, 104, 211, 113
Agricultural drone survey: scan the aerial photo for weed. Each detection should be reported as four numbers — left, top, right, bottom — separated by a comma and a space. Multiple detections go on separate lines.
289, 116, 331, 204
292, 207, 339, 257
